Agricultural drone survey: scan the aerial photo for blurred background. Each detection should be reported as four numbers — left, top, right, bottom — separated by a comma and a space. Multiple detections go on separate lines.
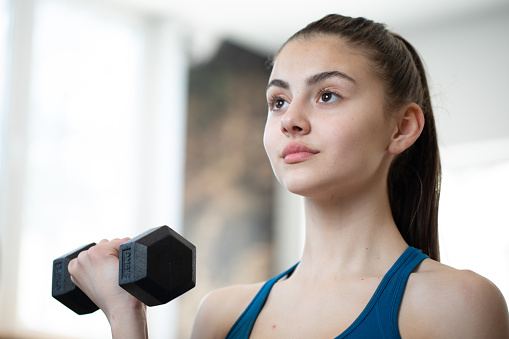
0, 0, 508, 338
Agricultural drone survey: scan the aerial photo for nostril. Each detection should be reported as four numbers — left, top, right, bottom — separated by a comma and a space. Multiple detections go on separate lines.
280, 110, 310, 135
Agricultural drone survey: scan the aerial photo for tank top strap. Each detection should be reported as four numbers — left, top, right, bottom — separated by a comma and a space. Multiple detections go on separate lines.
338, 246, 428, 338
225, 263, 299, 339
387, 247, 429, 337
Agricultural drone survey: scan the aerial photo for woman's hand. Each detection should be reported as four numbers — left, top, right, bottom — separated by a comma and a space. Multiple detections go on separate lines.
68, 238, 148, 339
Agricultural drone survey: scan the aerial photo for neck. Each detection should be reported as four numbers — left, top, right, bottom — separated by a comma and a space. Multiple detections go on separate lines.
295, 187, 408, 280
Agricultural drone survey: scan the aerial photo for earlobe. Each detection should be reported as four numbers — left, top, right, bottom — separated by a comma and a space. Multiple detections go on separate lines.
387, 103, 425, 155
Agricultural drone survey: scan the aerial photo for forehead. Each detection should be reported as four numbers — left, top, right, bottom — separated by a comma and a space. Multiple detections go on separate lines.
269, 37, 374, 86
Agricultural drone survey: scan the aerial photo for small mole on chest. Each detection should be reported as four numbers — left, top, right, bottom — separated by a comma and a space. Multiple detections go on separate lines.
272, 324, 277, 329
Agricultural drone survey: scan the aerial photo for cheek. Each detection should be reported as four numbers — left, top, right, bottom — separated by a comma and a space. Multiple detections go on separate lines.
263, 120, 277, 164
262, 122, 270, 154
263, 117, 277, 150
326, 116, 386, 163
325, 117, 359, 149
262, 119, 284, 181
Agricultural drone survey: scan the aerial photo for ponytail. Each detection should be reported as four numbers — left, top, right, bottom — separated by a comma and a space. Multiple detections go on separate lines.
388, 34, 441, 261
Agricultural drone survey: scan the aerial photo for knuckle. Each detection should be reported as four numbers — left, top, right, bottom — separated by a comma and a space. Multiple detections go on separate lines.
77, 249, 89, 261
87, 245, 102, 258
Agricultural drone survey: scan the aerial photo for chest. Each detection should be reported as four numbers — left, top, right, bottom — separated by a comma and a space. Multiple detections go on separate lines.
249, 278, 382, 339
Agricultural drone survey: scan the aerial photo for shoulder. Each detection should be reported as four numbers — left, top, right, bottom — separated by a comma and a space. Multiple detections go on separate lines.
400, 259, 509, 338
190, 282, 265, 339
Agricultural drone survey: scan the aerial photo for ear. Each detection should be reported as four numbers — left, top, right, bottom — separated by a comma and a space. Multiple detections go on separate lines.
387, 103, 424, 155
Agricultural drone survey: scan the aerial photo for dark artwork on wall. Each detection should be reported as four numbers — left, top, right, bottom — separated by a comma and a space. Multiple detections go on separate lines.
179, 41, 274, 336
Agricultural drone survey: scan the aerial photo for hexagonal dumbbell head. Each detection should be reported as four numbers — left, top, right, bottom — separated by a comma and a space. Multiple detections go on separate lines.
118, 225, 196, 306
52, 243, 99, 315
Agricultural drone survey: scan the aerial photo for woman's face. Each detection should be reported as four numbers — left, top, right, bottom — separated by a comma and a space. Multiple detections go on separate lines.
263, 36, 397, 200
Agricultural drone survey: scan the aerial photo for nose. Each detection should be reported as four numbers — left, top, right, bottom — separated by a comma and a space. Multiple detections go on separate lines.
280, 103, 311, 136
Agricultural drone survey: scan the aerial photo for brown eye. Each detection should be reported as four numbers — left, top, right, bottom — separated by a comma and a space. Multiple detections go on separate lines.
321, 92, 332, 102
318, 90, 340, 103
275, 99, 285, 109
270, 97, 289, 111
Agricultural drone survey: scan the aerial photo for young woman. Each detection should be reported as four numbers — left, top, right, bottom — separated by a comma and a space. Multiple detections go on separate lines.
68, 14, 509, 338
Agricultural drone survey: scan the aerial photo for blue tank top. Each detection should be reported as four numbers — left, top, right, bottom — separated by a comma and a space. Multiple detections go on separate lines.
226, 246, 428, 339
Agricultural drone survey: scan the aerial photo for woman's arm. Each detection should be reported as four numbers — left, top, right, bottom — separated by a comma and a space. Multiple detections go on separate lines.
191, 283, 264, 339
440, 270, 509, 338
68, 237, 264, 339
68, 238, 148, 339
401, 261, 509, 338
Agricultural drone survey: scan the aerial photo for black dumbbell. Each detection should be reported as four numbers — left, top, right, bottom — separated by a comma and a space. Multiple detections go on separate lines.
52, 225, 196, 315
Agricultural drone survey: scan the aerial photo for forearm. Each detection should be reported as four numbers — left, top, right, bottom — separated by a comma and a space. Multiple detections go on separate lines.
108, 303, 148, 339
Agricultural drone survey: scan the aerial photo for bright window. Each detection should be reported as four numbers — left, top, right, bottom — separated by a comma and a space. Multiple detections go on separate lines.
16, 0, 146, 337
0, 0, 10, 171
439, 138, 509, 302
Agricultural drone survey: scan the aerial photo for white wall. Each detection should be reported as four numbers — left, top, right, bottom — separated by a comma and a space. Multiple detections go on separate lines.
401, 6, 509, 146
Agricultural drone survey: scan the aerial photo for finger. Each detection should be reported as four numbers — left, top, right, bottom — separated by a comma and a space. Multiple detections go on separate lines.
69, 273, 77, 285
109, 237, 131, 247
97, 237, 129, 247
77, 248, 89, 262
106, 238, 131, 257
68, 257, 78, 272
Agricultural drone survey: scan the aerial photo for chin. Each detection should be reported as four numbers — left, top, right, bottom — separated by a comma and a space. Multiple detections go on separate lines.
275, 167, 342, 198
282, 178, 329, 198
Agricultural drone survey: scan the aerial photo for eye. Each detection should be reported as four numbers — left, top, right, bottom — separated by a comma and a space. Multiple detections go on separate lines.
318, 90, 340, 103
269, 97, 289, 111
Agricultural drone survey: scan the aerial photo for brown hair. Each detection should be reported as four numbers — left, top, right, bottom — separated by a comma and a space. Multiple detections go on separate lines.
281, 14, 441, 260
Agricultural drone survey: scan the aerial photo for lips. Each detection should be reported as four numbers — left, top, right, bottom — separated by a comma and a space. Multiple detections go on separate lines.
282, 143, 318, 164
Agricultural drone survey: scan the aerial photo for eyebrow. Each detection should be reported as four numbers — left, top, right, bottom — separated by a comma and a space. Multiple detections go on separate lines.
266, 70, 357, 91
266, 78, 289, 90
306, 70, 357, 86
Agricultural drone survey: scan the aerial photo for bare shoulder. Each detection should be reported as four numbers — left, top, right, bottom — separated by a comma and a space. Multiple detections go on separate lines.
400, 258, 509, 338
190, 282, 264, 339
